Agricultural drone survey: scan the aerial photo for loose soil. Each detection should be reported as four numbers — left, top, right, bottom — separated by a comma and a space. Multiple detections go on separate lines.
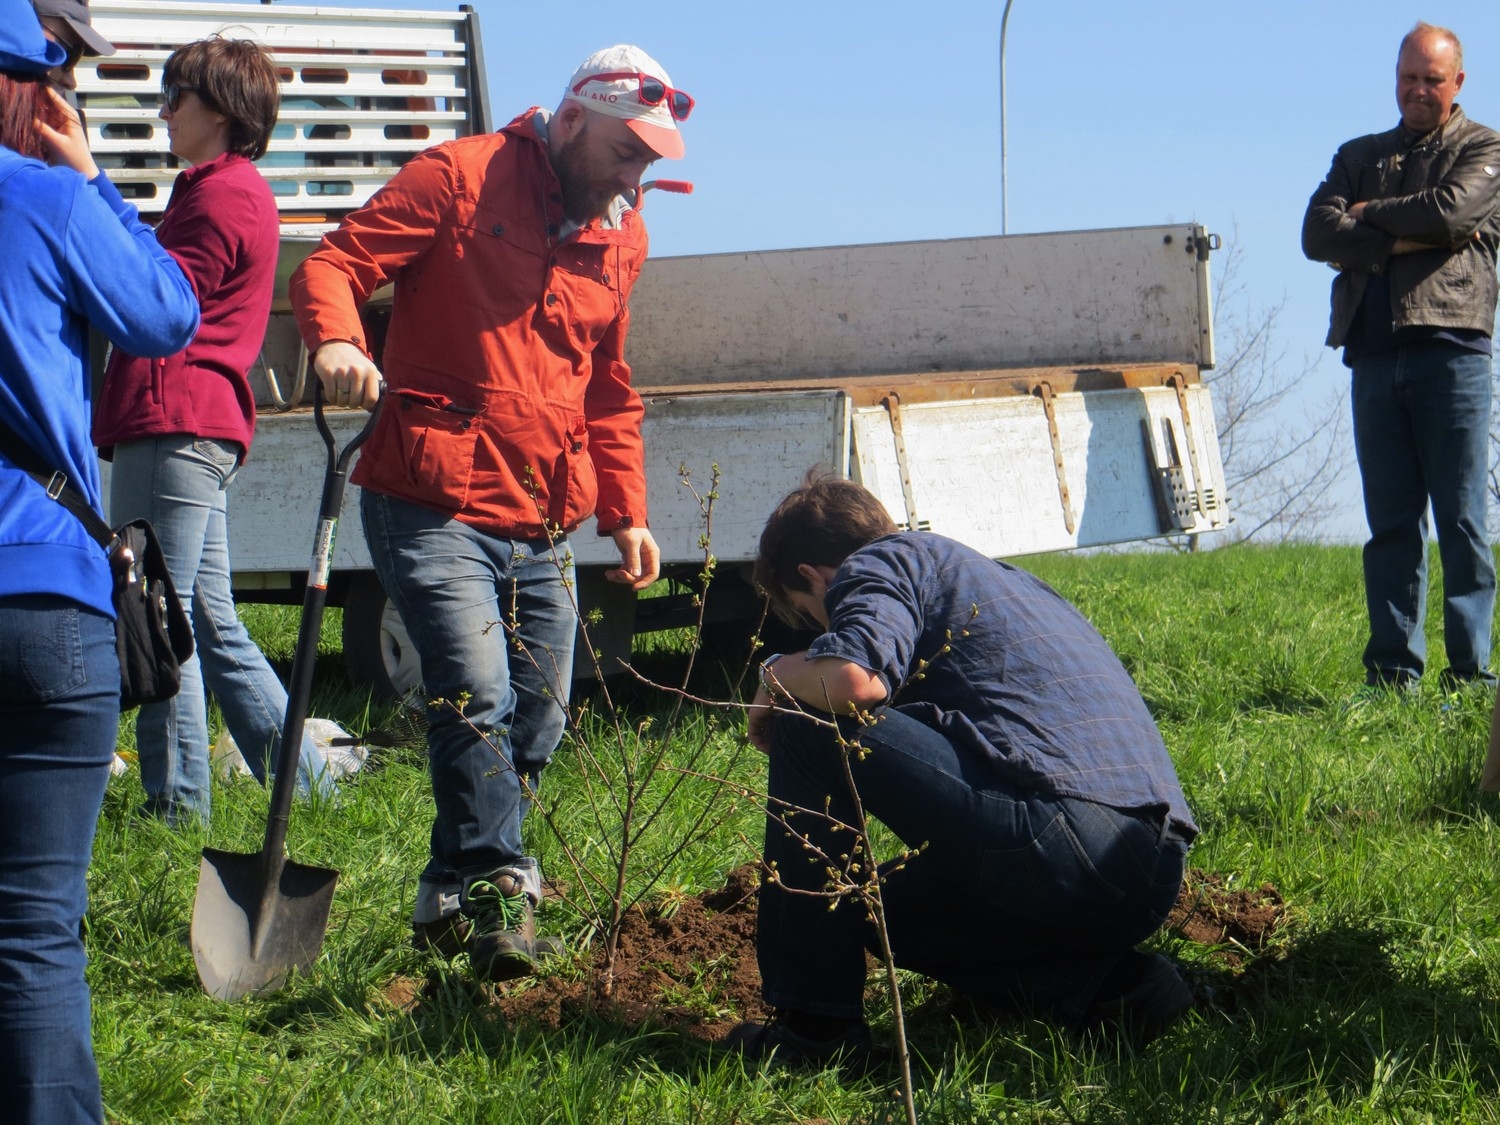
381, 864, 1291, 1039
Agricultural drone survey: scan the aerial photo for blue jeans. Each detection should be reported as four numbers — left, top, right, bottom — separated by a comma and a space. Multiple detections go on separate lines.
110, 437, 335, 826
362, 491, 575, 905
1351, 343, 1495, 685
0, 596, 116, 1125
759, 708, 1188, 1025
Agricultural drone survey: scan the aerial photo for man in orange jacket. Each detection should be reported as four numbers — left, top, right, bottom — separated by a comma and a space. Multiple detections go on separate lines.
290, 44, 688, 980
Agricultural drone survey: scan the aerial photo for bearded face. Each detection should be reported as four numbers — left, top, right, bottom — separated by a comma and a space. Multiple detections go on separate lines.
553, 119, 622, 223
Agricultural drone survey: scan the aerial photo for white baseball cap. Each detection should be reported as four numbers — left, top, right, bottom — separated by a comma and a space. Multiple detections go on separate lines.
564, 44, 690, 160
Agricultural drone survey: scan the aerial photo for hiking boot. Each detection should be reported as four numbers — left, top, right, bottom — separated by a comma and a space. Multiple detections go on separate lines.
726, 1012, 873, 1068
418, 914, 564, 962
411, 912, 471, 959
463, 871, 537, 982
1080, 951, 1193, 1047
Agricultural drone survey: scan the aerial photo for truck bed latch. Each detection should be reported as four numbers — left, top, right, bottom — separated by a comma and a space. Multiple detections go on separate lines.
1142, 418, 1194, 532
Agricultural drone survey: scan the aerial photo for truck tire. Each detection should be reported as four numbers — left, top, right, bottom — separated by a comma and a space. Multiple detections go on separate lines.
342, 572, 422, 700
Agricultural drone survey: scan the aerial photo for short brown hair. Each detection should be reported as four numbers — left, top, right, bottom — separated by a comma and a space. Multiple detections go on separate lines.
163, 36, 279, 160
753, 474, 898, 626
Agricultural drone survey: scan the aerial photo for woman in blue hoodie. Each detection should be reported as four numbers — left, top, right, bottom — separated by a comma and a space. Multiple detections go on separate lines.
0, 4, 197, 1121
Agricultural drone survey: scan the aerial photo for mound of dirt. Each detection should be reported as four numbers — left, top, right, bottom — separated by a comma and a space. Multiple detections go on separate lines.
1166, 870, 1287, 965
381, 865, 1289, 1038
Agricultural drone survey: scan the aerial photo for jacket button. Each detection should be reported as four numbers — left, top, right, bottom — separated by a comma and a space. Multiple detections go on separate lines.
492, 224, 504, 236
601, 273, 610, 284
546, 293, 558, 306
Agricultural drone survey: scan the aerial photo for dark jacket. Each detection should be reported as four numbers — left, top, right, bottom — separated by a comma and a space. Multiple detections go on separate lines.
809, 532, 1196, 835
1301, 105, 1500, 347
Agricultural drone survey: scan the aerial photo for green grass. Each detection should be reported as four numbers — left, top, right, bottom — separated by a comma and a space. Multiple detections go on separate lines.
86, 544, 1500, 1123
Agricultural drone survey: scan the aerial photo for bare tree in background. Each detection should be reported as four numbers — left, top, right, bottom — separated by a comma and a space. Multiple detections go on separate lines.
1201, 231, 1350, 545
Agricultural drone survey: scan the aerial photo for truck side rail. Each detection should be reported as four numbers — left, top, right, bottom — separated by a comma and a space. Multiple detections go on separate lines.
627, 224, 1218, 385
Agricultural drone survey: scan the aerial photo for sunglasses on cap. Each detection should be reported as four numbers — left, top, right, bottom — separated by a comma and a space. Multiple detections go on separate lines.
573, 70, 694, 122
161, 84, 198, 112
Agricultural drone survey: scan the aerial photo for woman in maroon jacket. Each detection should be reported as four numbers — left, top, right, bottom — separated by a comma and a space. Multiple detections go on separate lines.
95, 36, 335, 825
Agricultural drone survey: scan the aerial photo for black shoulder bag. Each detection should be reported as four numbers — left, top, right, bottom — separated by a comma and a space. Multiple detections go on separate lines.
0, 418, 194, 710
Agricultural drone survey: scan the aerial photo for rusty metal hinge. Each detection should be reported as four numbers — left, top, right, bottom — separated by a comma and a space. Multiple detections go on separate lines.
1165, 373, 1211, 520
1033, 382, 1076, 535
881, 393, 929, 531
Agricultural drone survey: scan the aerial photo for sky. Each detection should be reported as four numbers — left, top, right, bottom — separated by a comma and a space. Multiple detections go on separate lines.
296, 0, 1499, 544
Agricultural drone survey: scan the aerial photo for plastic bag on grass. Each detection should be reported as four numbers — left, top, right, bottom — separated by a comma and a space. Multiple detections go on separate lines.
212, 717, 369, 785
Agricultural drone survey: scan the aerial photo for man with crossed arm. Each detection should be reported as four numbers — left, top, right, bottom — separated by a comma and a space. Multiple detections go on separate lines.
1303, 22, 1500, 696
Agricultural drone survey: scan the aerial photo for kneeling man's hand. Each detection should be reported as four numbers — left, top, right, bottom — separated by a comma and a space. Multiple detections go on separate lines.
747, 685, 777, 754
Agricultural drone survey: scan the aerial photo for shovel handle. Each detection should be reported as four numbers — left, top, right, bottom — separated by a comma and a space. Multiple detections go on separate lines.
261, 385, 382, 862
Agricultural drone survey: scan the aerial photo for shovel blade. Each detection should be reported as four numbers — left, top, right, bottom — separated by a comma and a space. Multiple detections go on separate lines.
191, 847, 339, 1002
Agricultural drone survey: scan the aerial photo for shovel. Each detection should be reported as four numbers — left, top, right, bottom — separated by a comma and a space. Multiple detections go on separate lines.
192, 382, 380, 1001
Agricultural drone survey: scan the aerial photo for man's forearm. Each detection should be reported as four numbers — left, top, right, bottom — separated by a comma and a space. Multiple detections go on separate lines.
1303, 197, 1395, 270
1303, 150, 1397, 269
1358, 141, 1500, 243
760, 651, 888, 713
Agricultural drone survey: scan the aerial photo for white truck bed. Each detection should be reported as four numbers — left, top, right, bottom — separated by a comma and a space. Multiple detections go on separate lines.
235, 223, 1227, 584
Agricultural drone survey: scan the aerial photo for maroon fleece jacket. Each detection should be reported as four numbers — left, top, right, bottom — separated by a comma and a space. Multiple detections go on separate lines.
94, 151, 277, 459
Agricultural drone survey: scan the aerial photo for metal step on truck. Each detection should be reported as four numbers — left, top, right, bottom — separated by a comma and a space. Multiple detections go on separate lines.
79, 0, 1231, 697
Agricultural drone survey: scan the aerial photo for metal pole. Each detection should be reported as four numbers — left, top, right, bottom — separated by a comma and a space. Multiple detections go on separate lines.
999, 0, 1016, 234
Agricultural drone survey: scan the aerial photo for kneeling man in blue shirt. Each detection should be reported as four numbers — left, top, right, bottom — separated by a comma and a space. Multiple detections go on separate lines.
730, 477, 1199, 1062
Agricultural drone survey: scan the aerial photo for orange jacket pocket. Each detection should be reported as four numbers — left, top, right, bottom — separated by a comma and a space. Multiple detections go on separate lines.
380, 390, 482, 511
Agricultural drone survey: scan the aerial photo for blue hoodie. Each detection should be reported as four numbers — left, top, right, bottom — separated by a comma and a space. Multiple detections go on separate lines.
0, 127, 198, 615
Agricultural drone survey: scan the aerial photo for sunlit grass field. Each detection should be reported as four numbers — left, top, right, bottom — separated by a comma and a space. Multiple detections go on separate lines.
86, 544, 1500, 1123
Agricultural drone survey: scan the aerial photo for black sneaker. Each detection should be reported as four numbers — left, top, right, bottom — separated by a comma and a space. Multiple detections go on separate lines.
726, 1014, 873, 1068
1080, 951, 1193, 1047
463, 871, 537, 982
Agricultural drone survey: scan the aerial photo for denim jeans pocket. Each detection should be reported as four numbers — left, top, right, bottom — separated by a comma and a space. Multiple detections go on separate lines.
979, 808, 1130, 925
0, 605, 88, 704
193, 437, 242, 489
